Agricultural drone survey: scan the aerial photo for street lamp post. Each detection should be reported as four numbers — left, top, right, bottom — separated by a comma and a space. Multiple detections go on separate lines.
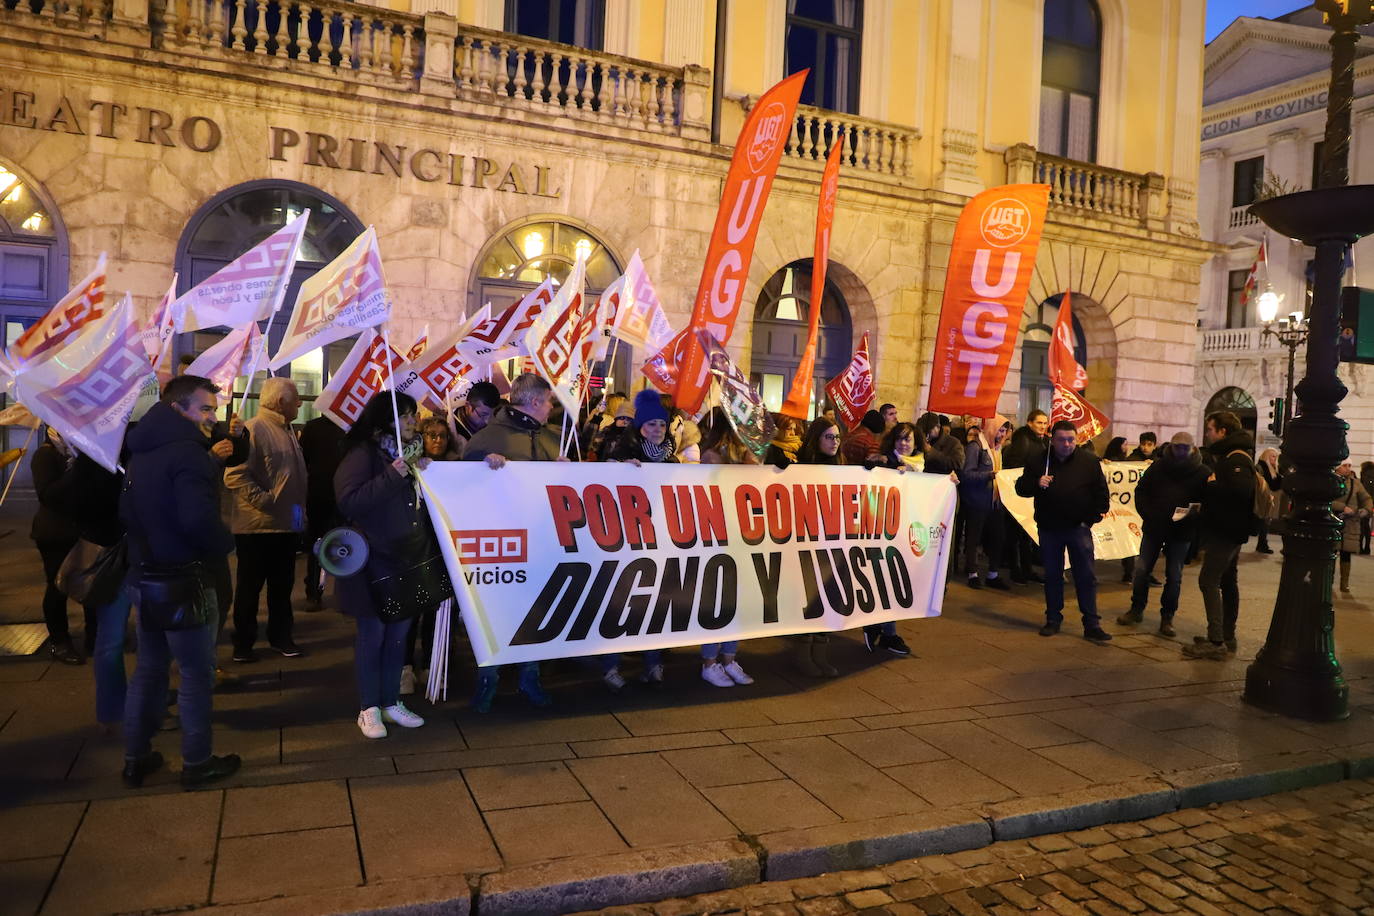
1242, 0, 1374, 722
1257, 292, 1309, 435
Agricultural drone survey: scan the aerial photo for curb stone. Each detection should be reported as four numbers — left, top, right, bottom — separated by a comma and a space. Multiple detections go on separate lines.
757, 808, 991, 881
476, 839, 758, 916
1161, 751, 1345, 808
1343, 742, 1374, 779
184, 875, 473, 915
985, 777, 1178, 840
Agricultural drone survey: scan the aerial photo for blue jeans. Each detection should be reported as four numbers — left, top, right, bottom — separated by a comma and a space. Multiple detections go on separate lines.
1039, 525, 1100, 630
355, 613, 411, 710
601, 650, 663, 674
700, 641, 740, 660
1129, 530, 1191, 618
91, 590, 132, 724
124, 617, 216, 765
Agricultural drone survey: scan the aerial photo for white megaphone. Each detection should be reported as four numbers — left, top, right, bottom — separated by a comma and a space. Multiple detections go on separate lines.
313, 527, 370, 578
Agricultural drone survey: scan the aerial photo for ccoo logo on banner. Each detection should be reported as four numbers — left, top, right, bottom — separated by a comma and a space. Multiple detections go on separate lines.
419, 462, 958, 666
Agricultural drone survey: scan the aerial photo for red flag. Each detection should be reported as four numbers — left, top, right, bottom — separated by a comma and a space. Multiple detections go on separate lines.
926, 184, 1050, 418
782, 138, 844, 419
1239, 241, 1266, 310
406, 326, 429, 362
410, 306, 489, 403
1050, 385, 1110, 446
642, 327, 693, 395
1047, 289, 1088, 391
673, 70, 808, 414
12, 254, 107, 363
824, 332, 876, 428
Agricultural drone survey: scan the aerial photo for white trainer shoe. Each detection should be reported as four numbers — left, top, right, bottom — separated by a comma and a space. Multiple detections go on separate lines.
722, 661, 754, 685
701, 662, 735, 688
357, 706, 387, 739
641, 663, 665, 684
603, 668, 627, 693
399, 665, 416, 696
382, 701, 425, 728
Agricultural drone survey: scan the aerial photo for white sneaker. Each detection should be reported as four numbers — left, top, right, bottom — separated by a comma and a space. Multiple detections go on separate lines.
357, 706, 387, 739
702, 662, 735, 688
641, 663, 665, 684
399, 665, 416, 696
722, 661, 754, 685
603, 668, 627, 693
381, 701, 425, 728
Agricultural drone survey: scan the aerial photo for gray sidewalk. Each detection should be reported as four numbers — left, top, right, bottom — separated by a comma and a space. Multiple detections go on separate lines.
1, 530, 1373, 915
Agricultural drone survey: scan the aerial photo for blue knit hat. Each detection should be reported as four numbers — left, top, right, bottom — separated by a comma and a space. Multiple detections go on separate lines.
632, 389, 669, 427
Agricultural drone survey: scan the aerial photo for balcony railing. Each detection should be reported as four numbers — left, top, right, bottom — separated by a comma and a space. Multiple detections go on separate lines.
739, 98, 917, 178
1201, 326, 1279, 354
1228, 206, 1259, 230
1033, 153, 1143, 220
2, 0, 699, 137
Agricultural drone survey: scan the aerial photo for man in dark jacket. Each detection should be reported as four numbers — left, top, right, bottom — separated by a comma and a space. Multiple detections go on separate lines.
463, 373, 565, 711
1116, 431, 1208, 636
299, 413, 347, 610
1184, 411, 1256, 660
1002, 410, 1049, 470
916, 412, 964, 475
464, 373, 563, 464
120, 375, 239, 789
451, 380, 501, 452
1127, 432, 1157, 462
1015, 420, 1111, 641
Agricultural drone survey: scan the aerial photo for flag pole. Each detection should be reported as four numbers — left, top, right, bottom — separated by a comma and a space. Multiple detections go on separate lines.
381, 324, 403, 442
233, 324, 268, 420
0, 423, 38, 509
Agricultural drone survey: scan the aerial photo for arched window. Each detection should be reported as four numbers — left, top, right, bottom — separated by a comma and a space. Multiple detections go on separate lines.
1040, 0, 1100, 163
1205, 386, 1258, 437
474, 219, 626, 389
175, 181, 364, 420
751, 259, 853, 420
785, 0, 863, 114
1019, 293, 1088, 418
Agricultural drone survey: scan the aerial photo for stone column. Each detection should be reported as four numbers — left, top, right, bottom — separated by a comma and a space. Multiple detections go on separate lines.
1003, 143, 1036, 184
1197, 148, 1226, 239
108, 0, 152, 47
420, 12, 457, 96
936, 0, 983, 196
1143, 172, 1166, 232
1265, 127, 1301, 191
679, 64, 711, 142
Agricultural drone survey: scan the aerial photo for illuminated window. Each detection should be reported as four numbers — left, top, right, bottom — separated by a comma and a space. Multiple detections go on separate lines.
1040, 0, 1100, 162
751, 259, 853, 419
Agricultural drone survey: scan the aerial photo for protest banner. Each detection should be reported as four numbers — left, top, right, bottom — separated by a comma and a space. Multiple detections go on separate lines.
825, 332, 876, 428
419, 461, 956, 666
995, 462, 1146, 560
271, 226, 391, 369
12, 254, 107, 363
782, 137, 844, 419
12, 293, 156, 472
173, 212, 307, 333
673, 70, 808, 415
927, 184, 1049, 418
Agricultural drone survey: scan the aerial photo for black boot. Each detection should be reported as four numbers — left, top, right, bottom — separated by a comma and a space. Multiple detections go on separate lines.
121, 751, 164, 789
181, 754, 241, 789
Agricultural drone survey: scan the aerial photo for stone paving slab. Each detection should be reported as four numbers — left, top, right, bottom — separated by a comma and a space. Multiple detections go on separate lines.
3, 533, 1374, 914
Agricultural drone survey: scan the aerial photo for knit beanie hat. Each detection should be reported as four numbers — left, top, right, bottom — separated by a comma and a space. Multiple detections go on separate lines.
632, 389, 669, 427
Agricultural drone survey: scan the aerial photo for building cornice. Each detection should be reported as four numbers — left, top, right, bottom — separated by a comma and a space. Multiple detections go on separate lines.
1205, 16, 1369, 75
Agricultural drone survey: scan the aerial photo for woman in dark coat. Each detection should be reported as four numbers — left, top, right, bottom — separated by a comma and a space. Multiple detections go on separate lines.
334, 392, 434, 740
29, 426, 83, 664
792, 417, 844, 677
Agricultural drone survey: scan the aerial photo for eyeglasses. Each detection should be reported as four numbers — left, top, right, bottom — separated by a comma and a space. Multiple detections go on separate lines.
423, 432, 448, 440
821, 433, 840, 441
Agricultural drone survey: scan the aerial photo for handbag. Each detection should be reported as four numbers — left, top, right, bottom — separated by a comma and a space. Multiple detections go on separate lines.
367, 528, 454, 623
134, 560, 216, 631
56, 539, 129, 607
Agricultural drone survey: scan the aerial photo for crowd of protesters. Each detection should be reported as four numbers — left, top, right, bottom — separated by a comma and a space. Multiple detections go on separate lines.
24, 363, 1360, 789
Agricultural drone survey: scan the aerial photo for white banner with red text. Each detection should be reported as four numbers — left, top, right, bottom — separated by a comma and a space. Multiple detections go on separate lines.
995, 462, 1147, 561
419, 462, 958, 666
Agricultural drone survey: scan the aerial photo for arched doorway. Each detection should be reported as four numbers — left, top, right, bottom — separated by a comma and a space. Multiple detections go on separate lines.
750, 259, 853, 419
0, 159, 68, 499
471, 218, 626, 390
1205, 386, 1258, 438
1020, 293, 1088, 417
175, 180, 364, 419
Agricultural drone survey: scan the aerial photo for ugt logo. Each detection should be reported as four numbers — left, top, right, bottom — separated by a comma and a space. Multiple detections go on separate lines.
979, 199, 1032, 248
746, 102, 788, 173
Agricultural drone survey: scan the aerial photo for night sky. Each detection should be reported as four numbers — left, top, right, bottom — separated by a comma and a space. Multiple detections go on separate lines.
1206, 0, 1308, 42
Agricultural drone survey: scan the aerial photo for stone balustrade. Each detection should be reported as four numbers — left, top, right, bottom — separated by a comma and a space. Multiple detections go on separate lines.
1200, 326, 1278, 354
1033, 152, 1145, 220
739, 98, 918, 178
3, 0, 110, 23
1228, 206, 1259, 230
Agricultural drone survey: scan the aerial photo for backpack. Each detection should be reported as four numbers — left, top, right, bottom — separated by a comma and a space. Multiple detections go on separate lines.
1228, 449, 1269, 534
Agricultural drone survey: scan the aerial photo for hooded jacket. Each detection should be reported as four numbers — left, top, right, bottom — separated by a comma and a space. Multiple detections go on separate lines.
1133, 446, 1208, 538
463, 405, 562, 462
120, 401, 235, 567
1014, 443, 1109, 530
1200, 429, 1257, 545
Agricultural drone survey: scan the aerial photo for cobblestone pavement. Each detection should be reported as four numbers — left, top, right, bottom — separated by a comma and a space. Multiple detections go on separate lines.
584, 778, 1374, 916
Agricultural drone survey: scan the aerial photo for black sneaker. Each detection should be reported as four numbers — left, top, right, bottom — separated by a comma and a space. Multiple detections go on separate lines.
883, 634, 912, 657
862, 626, 880, 653
1038, 621, 1061, 637
181, 754, 241, 789
121, 751, 164, 789
967, 575, 983, 590
49, 639, 85, 666
1149, 576, 1164, 586
1084, 628, 1113, 643
986, 576, 1010, 591
231, 648, 257, 664
269, 641, 305, 659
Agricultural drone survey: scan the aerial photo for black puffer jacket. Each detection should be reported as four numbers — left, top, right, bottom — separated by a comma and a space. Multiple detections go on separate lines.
120, 402, 234, 567
48, 454, 124, 548
1015, 444, 1109, 531
1134, 447, 1208, 538
29, 439, 80, 545
1200, 429, 1257, 545
1002, 425, 1047, 470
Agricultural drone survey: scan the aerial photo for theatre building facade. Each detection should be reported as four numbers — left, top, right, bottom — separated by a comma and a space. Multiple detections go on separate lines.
1, 0, 1210, 454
